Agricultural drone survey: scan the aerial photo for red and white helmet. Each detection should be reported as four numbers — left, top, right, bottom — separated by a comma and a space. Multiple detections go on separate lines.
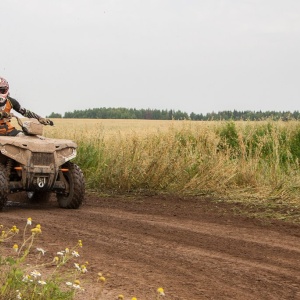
0, 77, 9, 105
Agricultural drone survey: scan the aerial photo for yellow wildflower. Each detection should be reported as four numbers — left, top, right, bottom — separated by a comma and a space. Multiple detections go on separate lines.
53, 256, 59, 264
22, 275, 31, 282
11, 225, 19, 233
74, 279, 80, 285
27, 218, 32, 225
78, 240, 83, 247
132, 298, 137, 300
72, 250, 80, 257
13, 244, 18, 252
157, 287, 165, 296
31, 225, 42, 234
81, 264, 87, 273
99, 276, 106, 283
118, 295, 124, 300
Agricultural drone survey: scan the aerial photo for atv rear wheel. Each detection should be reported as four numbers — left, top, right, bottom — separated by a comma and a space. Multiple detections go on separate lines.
0, 164, 9, 210
56, 162, 85, 209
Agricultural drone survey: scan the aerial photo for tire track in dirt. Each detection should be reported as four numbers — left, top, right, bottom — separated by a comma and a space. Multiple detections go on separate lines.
1, 194, 300, 299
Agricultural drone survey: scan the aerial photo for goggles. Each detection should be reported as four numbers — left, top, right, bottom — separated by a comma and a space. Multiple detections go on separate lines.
0, 87, 8, 94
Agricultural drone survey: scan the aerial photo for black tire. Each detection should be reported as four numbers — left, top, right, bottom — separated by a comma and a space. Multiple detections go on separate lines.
26, 191, 52, 203
0, 164, 9, 210
56, 162, 85, 209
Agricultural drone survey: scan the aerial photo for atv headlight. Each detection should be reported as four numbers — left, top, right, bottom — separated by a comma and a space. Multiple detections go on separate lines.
57, 147, 76, 163
1, 145, 28, 165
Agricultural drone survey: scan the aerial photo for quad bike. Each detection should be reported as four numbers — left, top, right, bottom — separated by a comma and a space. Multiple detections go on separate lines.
0, 115, 85, 210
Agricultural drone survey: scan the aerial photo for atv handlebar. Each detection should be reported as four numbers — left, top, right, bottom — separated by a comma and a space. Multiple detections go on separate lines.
9, 113, 54, 136
10, 113, 54, 127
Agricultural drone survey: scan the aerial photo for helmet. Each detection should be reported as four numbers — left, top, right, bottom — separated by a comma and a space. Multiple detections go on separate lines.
0, 77, 9, 105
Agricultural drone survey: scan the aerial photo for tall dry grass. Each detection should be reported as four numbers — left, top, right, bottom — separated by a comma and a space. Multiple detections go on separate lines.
43, 119, 300, 206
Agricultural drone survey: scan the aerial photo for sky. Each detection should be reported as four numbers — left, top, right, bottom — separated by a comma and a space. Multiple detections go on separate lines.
1, 0, 300, 117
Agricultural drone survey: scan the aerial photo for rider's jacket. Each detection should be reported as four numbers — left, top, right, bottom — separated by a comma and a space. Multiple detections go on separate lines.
0, 99, 16, 135
0, 97, 41, 135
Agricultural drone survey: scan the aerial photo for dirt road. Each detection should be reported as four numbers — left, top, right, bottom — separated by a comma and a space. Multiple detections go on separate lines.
1, 194, 300, 300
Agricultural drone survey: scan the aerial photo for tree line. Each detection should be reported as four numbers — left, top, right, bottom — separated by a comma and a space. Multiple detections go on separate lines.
47, 108, 300, 121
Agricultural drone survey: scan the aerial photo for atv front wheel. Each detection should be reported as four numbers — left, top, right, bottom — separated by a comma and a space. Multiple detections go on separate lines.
56, 162, 85, 209
0, 164, 9, 210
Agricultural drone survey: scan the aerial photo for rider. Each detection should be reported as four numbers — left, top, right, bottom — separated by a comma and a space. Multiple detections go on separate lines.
0, 77, 53, 136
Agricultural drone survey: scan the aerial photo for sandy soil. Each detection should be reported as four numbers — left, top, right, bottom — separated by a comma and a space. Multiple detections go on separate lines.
1, 193, 300, 300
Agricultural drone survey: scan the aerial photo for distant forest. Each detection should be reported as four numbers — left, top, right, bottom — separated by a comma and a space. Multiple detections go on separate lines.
47, 108, 300, 121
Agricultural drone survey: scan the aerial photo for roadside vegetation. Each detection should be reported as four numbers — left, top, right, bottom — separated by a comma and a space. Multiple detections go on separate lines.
0, 219, 86, 300
44, 119, 300, 222
0, 218, 166, 299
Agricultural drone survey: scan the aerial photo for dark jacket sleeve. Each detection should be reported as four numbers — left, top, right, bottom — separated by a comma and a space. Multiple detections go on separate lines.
7, 96, 22, 112
8, 96, 41, 120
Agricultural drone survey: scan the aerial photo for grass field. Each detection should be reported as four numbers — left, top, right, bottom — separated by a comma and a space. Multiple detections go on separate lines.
38, 118, 300, 221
